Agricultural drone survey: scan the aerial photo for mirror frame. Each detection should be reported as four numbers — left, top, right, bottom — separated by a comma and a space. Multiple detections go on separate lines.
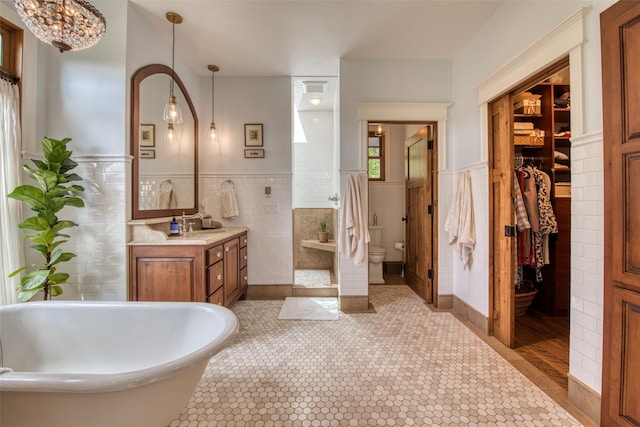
131, 64, 199, 219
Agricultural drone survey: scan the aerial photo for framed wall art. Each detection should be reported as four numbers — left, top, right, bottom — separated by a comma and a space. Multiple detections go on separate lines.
139, 124, 155, 147
244, 149, 265, 158
244, 123, 263, 147
139, 149, 156, 159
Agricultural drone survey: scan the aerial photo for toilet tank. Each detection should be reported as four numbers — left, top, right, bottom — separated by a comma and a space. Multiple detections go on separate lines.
369, 226, 382, 246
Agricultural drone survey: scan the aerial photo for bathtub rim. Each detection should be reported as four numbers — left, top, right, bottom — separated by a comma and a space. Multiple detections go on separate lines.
0, 300, 239, 393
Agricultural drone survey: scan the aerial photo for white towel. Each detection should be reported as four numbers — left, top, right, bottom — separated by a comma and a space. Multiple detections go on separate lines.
221, 188, 239, 219
156, 188, 177, 209
444, 170, 475, 270
338, 174, 370, 266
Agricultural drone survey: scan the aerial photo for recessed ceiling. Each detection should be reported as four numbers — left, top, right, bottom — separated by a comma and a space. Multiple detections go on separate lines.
129, 0, 504, 77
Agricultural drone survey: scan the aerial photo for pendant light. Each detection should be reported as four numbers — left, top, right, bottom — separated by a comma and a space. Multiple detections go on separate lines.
163, 12, 183, 126
208, 64, 219, 141
14, 0, 106, 53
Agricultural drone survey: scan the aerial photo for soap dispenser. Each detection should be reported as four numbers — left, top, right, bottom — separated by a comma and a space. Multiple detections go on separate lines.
170, 216, 180, 236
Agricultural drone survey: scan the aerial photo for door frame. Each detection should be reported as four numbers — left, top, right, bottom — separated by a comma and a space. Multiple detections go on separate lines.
488, 57, 571, 346
356, 103, 450, 306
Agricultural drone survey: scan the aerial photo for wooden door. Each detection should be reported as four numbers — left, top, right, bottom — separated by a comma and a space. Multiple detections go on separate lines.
489, 95, 515, 347
601, 2, 640, 425
405, 126, 434, 303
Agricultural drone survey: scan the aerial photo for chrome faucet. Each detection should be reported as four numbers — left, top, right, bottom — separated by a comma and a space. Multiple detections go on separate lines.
182, 212, 204, 233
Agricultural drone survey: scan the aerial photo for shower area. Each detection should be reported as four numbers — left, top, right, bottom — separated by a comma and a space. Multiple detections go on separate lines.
292, 77, 340, 291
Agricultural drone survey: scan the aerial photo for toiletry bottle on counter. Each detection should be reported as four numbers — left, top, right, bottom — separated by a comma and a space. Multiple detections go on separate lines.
373, 214, 378, 226
170, 216, 179, 235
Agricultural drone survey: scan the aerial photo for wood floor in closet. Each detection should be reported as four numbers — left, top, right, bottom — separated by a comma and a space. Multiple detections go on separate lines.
514, 310, 570, 389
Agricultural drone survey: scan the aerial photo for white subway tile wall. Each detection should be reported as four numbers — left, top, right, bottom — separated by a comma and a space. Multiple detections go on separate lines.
569, 132, 604, 393
22, 155, 130, 301
200, 174, 293, 285
138, 174, 194, 210
447, 164, 490, 316
368, 182, 405, 262
437, 171, 454, 296
292, 110, 337, 209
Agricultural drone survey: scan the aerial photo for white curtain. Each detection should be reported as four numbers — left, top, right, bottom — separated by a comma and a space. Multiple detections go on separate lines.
0, 78, 24, 305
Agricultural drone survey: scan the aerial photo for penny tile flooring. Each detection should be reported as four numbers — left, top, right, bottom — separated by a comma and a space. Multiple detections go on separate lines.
169, 285, 587, 426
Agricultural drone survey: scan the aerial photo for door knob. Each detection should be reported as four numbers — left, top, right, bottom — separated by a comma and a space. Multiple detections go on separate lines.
401, 216, 408, 222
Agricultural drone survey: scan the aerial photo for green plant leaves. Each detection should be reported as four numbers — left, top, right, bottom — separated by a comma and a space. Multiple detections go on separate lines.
7, 136, 84, 301
7, 185, 48, 210
21, 269, 49, 290
19, 216, 50, 231
49, 250, 76, 267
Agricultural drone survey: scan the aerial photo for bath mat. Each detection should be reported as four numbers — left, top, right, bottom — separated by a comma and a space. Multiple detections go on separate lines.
278, 297, 339, 321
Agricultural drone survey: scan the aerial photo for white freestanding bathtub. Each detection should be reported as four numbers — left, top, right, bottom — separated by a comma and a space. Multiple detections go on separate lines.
0, 300, 238, 427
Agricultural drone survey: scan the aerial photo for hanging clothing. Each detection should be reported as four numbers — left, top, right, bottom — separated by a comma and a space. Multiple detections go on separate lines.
515, 170, 534, 266
444, 170, 476, 270
529, 167, 558, 281
338, 174, 370, 266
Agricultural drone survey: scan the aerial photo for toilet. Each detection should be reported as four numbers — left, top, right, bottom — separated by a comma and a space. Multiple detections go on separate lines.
368, 226, 386, 284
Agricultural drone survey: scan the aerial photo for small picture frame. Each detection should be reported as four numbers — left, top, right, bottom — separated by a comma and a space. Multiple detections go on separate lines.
244, 123, 263, 147
140, 149, 155, 159
139, 124, 155, 147
244, 149, 265, 158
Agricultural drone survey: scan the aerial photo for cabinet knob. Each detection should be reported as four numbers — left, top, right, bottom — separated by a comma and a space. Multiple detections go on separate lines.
225, 247, 230, 252
216, 252, 222, 258
244, 239, 247, 244
217, 274, 222, 280
244, 255, 247, 260
244, 276, 248, 281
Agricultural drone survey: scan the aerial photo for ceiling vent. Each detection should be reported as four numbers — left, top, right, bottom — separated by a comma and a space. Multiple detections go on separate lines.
302, 80, 327, 94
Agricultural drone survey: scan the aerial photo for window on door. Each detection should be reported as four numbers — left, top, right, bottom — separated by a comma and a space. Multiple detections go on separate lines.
368, 132, 385, 181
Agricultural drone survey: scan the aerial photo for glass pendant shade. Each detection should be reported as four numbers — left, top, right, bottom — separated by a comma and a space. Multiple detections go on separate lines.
163, 12, 183, 126
209, 122, 217, 141
208, 64, 219, 142
163, 94, 183, 125
165, 122, 176, 142
14, 0, 106, 53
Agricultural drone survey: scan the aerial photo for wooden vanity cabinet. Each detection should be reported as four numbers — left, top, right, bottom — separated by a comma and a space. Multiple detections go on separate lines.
130, 245, 205, 302
130, 231, 248, 307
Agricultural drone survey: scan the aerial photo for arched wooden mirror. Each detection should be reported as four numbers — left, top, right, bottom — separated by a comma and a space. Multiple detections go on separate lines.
131, 64, 198, 219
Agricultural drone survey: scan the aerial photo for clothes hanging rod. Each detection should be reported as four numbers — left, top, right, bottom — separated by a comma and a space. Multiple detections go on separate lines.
0, 70, 20, 84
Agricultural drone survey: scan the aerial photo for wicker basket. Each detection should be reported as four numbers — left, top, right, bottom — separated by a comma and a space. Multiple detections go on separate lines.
515, 281, 538, 317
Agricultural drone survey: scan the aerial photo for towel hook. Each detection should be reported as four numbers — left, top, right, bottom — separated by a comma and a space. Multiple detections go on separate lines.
222, 179, 235, 190
160, 179, 174, 190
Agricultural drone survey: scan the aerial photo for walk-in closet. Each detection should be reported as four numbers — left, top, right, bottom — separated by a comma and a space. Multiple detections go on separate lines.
512, 64, 571, 388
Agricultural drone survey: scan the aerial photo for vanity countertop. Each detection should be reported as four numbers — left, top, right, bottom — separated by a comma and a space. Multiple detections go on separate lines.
128, 224, 248, 246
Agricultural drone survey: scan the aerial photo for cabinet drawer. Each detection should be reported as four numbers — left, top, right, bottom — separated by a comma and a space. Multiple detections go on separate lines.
240, 246, 248, 269
208, 287, 224, 305
206, 244, 224, 266
207, 261, 224, 295
240, 233, 248, 248
240, 267, 248, 289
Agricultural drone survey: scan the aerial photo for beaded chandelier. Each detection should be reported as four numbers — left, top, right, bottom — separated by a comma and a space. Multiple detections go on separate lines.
14, 0, 106, 53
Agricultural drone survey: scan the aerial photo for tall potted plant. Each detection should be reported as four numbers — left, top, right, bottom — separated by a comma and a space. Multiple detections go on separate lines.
7, 137, 85, 301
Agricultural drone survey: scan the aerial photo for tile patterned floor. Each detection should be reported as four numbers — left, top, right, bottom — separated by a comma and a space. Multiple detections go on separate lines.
169, 285, 583, 426
294, 269, 334, 287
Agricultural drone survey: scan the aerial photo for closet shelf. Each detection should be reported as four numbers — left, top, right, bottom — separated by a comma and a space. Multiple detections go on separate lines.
514, 114, 543, 118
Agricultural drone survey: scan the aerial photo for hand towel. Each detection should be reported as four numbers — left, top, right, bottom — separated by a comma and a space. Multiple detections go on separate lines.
338, 174, 370, 266
444, 170, 476, 269
157, 185, 177, 209
221, 187, 239, 219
